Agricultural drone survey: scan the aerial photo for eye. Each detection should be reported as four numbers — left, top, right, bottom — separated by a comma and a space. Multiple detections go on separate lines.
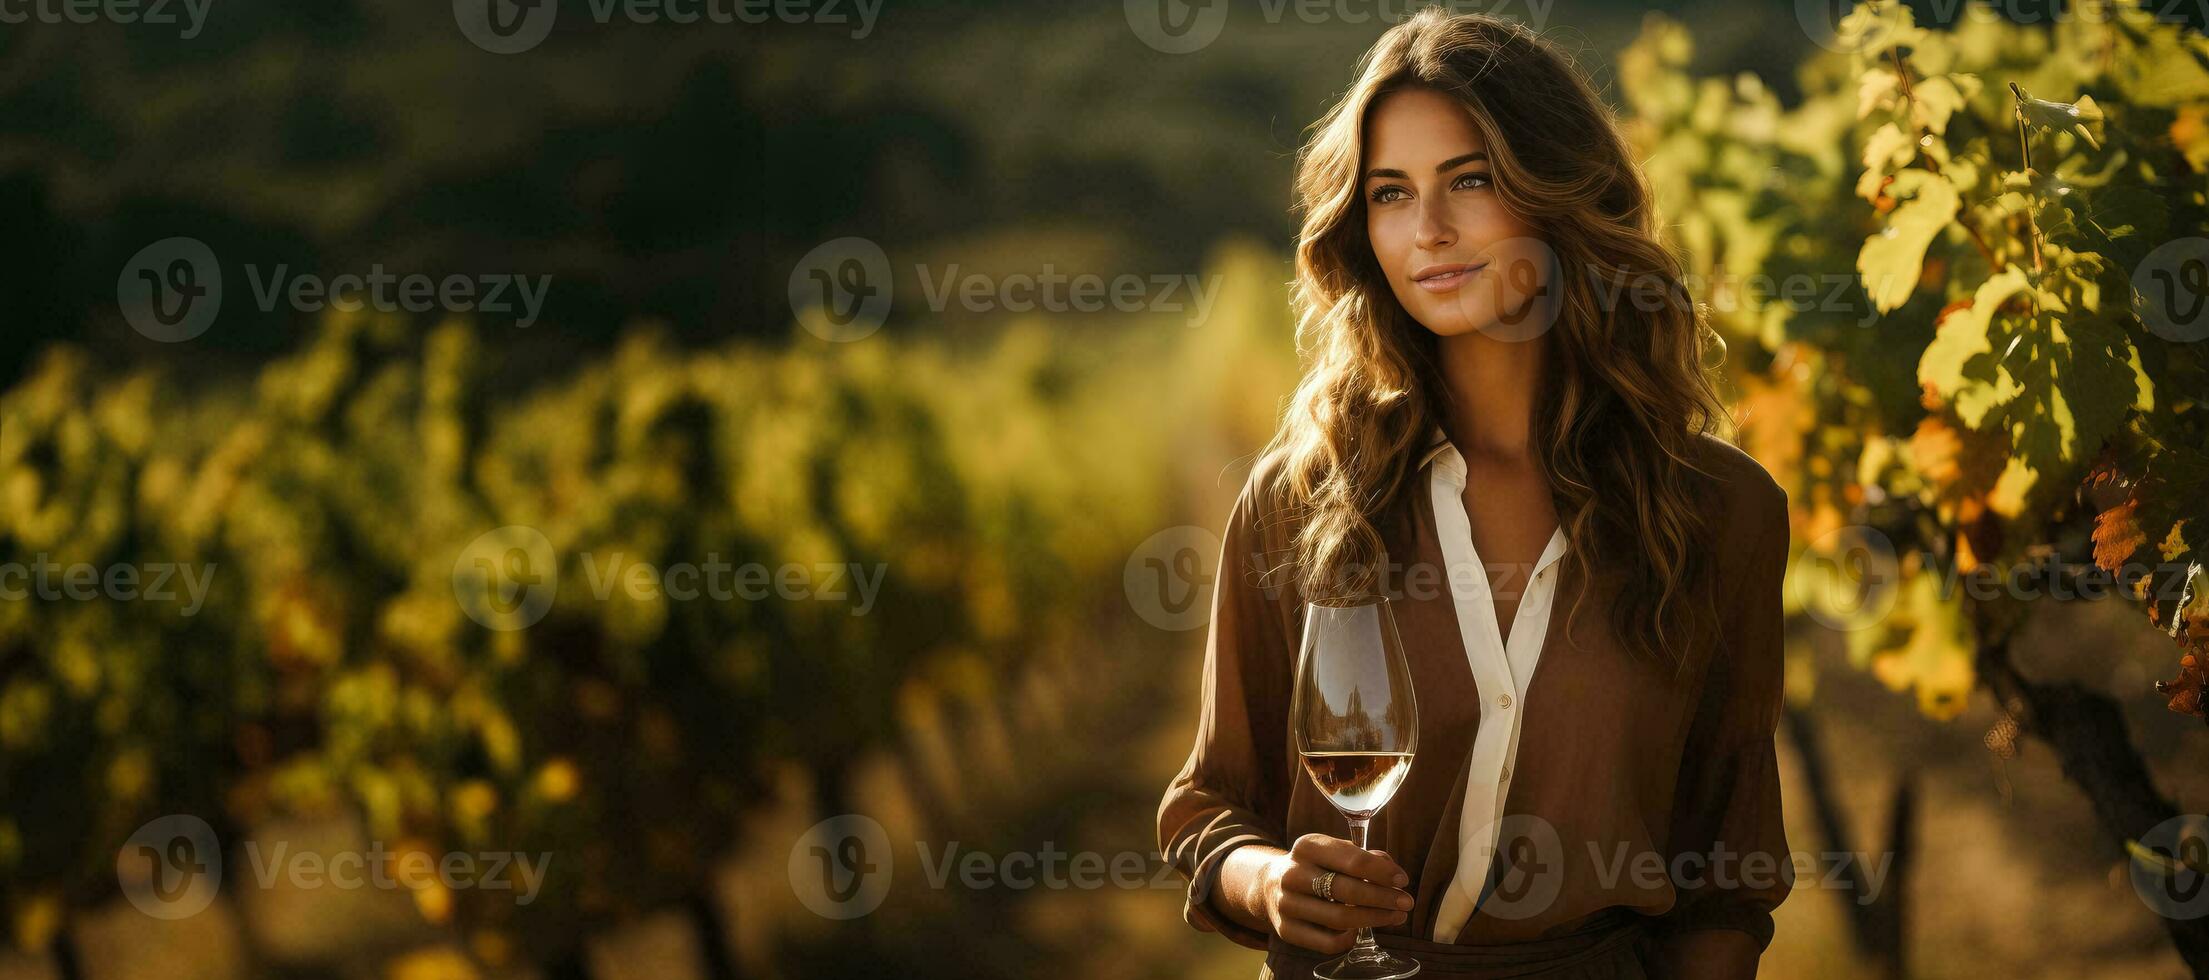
1454, 171, 1492, 191
1369, 184, 1408, 204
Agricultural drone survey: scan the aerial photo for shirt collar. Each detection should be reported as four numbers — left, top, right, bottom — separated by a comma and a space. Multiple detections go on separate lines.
1420, 424, 1464, 487
1421, 422, 1572, 566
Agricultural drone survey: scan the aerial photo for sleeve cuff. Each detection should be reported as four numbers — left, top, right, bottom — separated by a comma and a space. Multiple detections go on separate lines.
1180, 831, 1275, 951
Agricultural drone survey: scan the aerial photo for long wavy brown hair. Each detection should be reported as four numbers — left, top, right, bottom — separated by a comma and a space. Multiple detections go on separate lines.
1258, 9, 1733, 673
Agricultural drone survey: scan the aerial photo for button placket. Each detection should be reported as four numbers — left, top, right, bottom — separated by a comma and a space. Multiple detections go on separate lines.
1423, 436, 1572, 944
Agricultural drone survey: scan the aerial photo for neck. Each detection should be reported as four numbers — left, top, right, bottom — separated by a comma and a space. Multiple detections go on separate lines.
1436, 329, 1546, 463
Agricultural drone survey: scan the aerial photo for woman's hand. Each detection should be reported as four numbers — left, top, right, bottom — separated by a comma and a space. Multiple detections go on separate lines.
1213, 833, 1416, 955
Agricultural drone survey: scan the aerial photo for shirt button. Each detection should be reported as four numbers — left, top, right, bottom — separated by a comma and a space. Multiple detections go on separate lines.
1498, 693, 1513, 709
1500, 765, 1512, 780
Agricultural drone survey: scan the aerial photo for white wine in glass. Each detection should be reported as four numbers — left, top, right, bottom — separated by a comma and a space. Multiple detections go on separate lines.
1293, 594, 1421, 980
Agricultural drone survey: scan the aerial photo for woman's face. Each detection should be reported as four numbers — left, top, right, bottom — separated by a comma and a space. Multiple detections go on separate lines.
1361, 86, 1553, 341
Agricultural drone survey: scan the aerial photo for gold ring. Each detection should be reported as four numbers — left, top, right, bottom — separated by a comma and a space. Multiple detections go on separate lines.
1314, 870, 1338, 902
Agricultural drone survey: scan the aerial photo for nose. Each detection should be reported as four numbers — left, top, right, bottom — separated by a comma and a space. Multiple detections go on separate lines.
1413, 196, 1455, 252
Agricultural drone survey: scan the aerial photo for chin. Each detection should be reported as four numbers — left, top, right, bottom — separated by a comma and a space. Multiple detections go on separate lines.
1415, 316, 1487, 338
1427, 294, 1558, 343
1405, 299, 1499, 339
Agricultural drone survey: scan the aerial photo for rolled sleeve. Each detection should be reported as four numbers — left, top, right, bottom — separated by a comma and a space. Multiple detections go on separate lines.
1655, 484, 1795, 952
1157, 468, 1299, 951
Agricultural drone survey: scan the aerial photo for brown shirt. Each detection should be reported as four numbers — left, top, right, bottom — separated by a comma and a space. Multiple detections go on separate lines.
1157, 429, 1793, 957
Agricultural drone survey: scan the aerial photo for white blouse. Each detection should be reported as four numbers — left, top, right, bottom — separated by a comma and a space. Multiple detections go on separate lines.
1418, 432, 1569, 943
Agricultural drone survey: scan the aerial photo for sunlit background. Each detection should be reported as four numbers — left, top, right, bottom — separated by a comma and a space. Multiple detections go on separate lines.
5, 1, 2209, 978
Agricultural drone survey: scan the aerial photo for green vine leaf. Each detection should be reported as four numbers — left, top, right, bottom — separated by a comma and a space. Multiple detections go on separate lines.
1859, 169, 1961, 313
1858, 121, 1916, 200
1912, 74, 1983, 135
2013, 83, 2107, 150
1839, 3, 1934, 61
1920, 265, 2032, 428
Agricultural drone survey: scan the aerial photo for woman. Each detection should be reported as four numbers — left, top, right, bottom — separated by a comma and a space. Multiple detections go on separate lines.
1157, 10, 1793, 980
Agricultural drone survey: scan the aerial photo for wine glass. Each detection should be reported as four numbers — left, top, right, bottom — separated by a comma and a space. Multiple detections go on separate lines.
1293, 594, 1421, 979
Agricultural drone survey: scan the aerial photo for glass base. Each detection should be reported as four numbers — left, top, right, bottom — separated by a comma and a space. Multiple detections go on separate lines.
1313, 946, 1420, 980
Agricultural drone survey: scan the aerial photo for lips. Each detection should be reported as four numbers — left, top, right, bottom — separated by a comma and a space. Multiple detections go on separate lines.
1411, 261, 1485, 293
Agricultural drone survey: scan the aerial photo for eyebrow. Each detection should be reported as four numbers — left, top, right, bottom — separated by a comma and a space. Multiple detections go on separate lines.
1364, 151, 1488, 181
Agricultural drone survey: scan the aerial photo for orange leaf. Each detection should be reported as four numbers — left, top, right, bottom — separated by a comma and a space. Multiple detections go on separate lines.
2158, 654, 2209, 719
1911, 415, 1963, 489
2094, 497, 2148, 574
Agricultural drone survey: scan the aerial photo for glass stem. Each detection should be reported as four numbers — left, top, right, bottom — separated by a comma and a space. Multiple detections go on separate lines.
1345, 814, 1382, 955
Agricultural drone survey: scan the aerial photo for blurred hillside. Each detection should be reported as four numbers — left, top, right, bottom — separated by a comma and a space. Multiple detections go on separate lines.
0, 0, 1837, 385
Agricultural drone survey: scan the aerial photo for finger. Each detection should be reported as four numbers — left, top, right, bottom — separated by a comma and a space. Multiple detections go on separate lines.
1294, 835, 1410, 886
1282, 892, 1405, 930
1281, 892, 1408, 932
1320, 872, 1415, 912
1278, 919, 1356, 957
1282, 860, 1411, 909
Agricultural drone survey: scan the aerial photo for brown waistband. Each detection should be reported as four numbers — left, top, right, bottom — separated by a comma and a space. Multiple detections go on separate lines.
1262, 910, 1651, 980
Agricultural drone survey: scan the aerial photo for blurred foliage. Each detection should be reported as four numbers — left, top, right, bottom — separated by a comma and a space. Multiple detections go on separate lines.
12, 0, 2209, 972
0, 237, 1300, 965
1619, 0, 2209, 720
0, 0, 1835, 385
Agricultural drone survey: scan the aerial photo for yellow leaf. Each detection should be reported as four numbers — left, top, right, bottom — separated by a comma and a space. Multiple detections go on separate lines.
1859, 170, 1961, 313
1850, 568, 1975, 721
1918, 265, 2031, 424
1857, 123, 1916, 201
1988, 455, 2038, 518
1858, 68, 1901, 120
1912, 74, 1982, 135
2172, 105, 2209, 171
